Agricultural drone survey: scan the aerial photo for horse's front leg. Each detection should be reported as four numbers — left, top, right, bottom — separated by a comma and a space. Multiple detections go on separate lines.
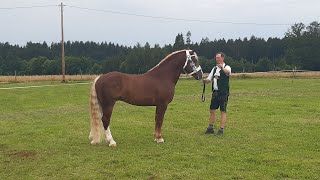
154, 104, 168, 143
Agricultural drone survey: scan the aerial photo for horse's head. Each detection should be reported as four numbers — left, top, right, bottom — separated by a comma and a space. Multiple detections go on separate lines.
183, 50, 203, 80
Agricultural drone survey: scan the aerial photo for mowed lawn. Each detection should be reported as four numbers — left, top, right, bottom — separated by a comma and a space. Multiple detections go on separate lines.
1, 78, 320, 179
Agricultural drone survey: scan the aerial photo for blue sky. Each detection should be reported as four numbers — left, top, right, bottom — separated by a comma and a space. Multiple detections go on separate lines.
1, 0, 319, 46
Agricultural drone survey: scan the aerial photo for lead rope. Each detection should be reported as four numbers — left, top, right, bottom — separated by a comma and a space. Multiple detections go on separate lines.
201, 81, 206, 102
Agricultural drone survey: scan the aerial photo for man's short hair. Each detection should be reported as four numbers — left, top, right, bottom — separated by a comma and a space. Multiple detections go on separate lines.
216, 52, 225, 58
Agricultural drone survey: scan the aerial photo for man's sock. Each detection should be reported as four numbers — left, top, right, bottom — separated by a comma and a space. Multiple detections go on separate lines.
208, 124, 214, 129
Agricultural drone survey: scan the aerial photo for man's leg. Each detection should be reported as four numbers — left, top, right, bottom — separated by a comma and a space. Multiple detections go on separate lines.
218, 94, 228, 135
209, 109, 216, 125
206, 92, 219, 134
205, 110, 216, 134
217, 111, 226, 135
220, 111, 227, 128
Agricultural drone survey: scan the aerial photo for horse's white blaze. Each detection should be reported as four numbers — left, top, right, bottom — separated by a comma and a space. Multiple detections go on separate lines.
105, 127, 117, 147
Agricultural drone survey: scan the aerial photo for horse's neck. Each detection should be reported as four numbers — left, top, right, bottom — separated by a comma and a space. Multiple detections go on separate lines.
147, 53, 185, 84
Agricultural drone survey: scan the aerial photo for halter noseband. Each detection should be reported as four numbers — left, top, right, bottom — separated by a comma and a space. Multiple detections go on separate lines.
183, 50, 202, 75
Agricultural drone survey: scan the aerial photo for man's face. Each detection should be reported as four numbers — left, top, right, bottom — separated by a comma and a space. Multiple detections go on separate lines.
215, 54, 224, 64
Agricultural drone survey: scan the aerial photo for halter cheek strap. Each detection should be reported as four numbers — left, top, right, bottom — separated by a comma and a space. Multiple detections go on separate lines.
183, 50, 202, 75
183, 50, 192, 69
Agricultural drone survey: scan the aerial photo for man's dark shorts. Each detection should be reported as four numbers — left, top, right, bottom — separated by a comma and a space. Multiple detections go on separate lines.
210, 91, 229, 112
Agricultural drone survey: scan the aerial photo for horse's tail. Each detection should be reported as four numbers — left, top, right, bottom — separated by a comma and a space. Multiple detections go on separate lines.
89, 76, 103, 145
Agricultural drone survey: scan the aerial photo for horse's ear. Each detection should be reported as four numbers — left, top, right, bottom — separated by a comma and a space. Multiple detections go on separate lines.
188, 50, 198, 58
191, 50, 197, 57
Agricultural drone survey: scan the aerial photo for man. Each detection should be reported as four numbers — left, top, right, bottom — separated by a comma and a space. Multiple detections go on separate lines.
203, 52, 231, 135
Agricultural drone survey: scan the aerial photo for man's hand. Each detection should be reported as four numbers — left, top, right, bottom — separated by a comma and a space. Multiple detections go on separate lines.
217, 63, 223, 69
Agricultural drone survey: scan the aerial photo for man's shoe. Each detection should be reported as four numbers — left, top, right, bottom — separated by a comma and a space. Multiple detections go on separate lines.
217, 129, 224, 135
205, 128, 214, 134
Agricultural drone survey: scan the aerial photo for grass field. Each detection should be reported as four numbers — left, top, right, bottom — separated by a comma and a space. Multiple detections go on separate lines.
1, 78, 320, 179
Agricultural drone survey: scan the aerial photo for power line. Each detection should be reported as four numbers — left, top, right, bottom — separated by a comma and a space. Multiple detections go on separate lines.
0, 4, 292, 26
66, 5, 292, 26
0, 5, 59, 10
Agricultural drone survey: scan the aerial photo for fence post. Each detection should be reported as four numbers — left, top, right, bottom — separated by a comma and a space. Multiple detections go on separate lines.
292, 66, 296, 83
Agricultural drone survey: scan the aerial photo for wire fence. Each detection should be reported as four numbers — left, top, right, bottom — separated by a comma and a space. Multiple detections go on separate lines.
1, 71, 320, 83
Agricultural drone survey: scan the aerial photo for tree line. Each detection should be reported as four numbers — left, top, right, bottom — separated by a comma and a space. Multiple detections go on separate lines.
0, 21, 319, 76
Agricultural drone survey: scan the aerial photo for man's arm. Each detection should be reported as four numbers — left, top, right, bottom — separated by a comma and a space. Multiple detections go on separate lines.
203, 67, 214, 84
222, 66, 231, 75
218, 64, 231, 75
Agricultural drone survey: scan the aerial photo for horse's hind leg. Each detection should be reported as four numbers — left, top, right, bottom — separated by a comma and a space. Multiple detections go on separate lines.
101, 102, 117, 147
154, 104, 168, 143
105, 126, 116, 147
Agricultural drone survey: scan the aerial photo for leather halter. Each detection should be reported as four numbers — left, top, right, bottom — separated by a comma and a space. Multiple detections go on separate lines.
183, 50, 202, 75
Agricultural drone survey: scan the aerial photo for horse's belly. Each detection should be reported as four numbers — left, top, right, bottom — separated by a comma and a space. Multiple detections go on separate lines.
119, 76, 174, 106
122, 89, 173, 106
122, 95, 158, 106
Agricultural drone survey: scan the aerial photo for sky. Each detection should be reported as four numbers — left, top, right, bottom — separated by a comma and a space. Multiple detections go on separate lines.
1, 0, 319, 47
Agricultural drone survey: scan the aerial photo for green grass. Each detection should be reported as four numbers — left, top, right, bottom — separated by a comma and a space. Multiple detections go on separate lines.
1, 78, 320, 179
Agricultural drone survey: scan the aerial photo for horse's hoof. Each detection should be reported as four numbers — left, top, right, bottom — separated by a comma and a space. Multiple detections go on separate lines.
108, 140, 117, 147
154, 138, 164, 143
109, 143, 117, 148
90, 140, 100, 145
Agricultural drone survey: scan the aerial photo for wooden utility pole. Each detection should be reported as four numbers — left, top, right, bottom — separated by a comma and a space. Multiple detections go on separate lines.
60, 2, 66, 82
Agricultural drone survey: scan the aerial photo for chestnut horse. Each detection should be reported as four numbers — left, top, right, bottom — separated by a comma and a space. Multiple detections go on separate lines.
89, 50, 203, 146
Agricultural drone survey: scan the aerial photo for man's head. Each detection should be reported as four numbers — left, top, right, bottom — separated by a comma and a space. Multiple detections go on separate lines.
215, 52, 225, 65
